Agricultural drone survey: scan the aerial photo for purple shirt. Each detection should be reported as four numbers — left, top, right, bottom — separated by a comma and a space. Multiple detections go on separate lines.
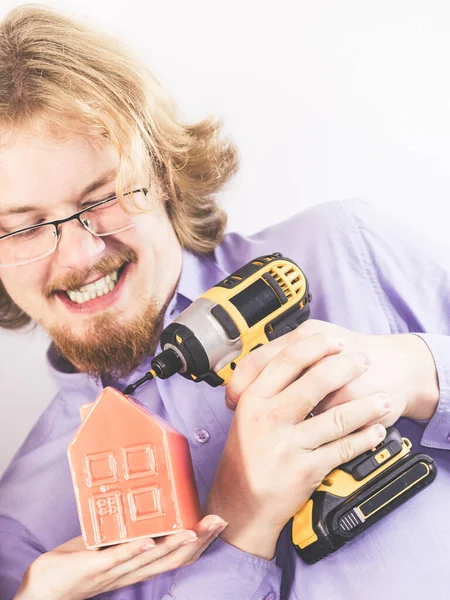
1, 199, 450, 600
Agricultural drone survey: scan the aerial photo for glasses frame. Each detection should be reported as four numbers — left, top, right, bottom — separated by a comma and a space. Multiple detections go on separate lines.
0, 187, 148, 268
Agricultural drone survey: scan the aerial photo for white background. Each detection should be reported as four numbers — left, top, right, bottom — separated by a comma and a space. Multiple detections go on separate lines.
1, 0, 450, 475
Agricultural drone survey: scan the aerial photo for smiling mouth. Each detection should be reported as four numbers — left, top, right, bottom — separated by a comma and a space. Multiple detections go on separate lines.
65, 264, 126, 305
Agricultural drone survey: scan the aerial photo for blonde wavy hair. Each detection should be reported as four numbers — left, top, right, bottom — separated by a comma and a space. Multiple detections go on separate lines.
0, 4, 239, 329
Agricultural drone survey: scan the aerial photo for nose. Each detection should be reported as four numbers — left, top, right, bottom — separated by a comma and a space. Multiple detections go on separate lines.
55, 219, 106, 271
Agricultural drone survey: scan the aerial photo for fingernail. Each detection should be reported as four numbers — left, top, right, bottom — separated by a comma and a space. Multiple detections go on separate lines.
359, 352, 370, 366
208, 519, 228, 534
331, 337, 345, 349
141, 539, 156, 550
375, 424, 386, 439
378, 394, 391, 410
213, 523, 228, 537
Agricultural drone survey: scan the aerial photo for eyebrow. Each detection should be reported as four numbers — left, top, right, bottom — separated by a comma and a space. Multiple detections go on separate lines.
0, 168, 117, 218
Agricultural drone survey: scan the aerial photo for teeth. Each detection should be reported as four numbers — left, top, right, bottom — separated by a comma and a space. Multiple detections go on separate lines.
66, 269, 120, 304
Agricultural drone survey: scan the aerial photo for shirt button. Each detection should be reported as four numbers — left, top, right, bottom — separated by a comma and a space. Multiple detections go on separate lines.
264, 594, 276, 600
194, 429, 210, 444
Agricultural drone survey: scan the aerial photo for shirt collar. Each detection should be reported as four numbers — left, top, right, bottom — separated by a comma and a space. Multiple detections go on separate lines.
174, 248, 229, 304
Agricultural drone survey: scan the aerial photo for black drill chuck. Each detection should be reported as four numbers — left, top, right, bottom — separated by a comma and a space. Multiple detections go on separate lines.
152, 348, 184, 379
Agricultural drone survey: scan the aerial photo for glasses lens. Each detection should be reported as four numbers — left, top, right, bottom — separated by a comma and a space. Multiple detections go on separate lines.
0, 224, 57, 267
82, 196, 138, 236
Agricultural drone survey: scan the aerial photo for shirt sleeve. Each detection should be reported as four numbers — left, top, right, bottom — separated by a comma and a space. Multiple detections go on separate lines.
0, 517, 283, 600
164, 537, 282, 600
346, 199, 450, 450
411, 333, 450, 449
0, 517, 46, 600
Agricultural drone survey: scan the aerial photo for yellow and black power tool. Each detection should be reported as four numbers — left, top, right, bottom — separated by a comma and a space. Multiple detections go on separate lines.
124, 252, 312, 391
123, 252, 437, 562
292, 427, 437, 563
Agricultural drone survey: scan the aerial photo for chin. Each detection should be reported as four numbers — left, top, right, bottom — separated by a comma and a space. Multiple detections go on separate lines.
47, 296, 163, 378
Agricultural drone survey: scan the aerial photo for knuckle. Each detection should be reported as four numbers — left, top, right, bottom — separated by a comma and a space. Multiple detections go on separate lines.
332, 405, 349, 436
265, 406, 282, 425
338, 436, 355, 464
278, 345, 299, 367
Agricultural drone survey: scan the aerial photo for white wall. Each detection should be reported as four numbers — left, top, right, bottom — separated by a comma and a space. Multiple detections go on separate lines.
1, 0, 450, 475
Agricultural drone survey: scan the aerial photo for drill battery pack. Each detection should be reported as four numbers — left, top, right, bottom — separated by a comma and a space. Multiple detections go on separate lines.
292, 427, 437, 564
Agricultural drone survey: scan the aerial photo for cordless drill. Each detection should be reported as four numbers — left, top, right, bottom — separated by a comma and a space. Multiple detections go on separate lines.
124, 252, 437, 563
124, 252, 312, 391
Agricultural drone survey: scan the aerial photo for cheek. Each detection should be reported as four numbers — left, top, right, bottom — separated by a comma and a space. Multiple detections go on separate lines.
1, 264, 48, 308
130, 210, 173, 254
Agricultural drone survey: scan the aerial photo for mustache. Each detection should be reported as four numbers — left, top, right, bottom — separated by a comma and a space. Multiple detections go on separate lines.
43, 248, 138, 297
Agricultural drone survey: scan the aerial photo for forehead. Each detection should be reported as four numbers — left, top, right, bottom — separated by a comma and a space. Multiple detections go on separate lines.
0, 126, 119, 211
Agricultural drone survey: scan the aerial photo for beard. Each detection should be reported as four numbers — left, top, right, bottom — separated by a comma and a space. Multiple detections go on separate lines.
42, 245, 172, 380
49, 297, 166, 380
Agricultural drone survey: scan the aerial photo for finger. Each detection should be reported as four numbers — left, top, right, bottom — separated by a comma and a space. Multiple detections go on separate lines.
178, 515, 228, 565
310, 423, 387, 478
96, 536, 158, 571
108, 520, 227, 589
225, 327, 310, 408
275, 352, 370, 423
248, 333, 346, 399
226, 332, 344, 408
106, 515, 225, 580
185, 530, 223, 565
105, 529, 197, 582
299, 394, 392, 448
313, 388, 351, 415
155, 523, 226, 569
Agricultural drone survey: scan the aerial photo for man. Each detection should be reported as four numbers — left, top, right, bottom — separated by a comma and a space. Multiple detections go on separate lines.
0, 5, 449, 600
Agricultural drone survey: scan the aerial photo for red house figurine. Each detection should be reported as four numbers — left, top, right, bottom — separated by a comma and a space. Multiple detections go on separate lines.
67, 386, 201, 549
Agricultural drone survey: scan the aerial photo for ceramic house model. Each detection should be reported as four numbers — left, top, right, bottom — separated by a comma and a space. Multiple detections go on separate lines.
68, 386, 201, 549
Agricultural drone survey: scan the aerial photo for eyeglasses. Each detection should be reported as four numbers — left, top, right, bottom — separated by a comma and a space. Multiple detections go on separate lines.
0, 188, 148, 268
